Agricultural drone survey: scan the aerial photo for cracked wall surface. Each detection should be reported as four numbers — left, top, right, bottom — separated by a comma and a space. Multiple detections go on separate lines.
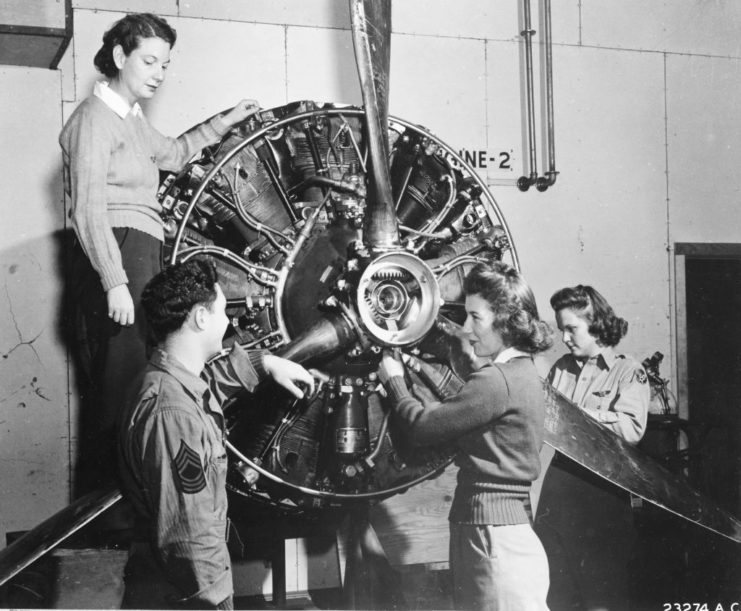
0, 67, 70, 539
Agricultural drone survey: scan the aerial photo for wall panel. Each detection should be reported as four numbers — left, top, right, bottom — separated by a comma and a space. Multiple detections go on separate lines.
0, 66, 69, 538
667, 54, 741, 244
179, 0, 350, 30
583, 0, 741, 58
392, 0, 519, 41
286, 26, 360, 106
152, 19, 287, 133
489, 44, 670, 366
390, 34, 487, 150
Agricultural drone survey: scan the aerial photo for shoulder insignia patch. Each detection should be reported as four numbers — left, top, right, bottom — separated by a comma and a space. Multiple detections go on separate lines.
634, 368, 648, 384
173, 440, 206, 494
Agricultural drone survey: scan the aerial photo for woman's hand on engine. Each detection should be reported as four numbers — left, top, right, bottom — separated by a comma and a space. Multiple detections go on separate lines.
222, 99, 260, 127
378, 349, 406, 384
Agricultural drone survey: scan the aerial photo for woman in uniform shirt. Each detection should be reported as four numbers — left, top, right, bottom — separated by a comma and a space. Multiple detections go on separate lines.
536, 284, 650, 610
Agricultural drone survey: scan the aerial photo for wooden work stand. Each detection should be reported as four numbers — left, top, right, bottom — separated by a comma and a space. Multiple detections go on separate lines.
229, 465, 455, 609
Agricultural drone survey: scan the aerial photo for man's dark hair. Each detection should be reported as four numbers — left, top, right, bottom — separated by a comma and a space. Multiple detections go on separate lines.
550, 284, 628, 347
141, 259, 219, 343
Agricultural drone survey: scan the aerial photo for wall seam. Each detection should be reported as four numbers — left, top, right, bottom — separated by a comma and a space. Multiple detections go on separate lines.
64, 7, 741, 61
58, 66, 74, 502
483, 38, 489, 172
284, 25, 289, 103
662, 51, 677, 402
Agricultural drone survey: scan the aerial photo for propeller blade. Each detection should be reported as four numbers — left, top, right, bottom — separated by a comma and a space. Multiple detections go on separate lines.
349, 0, 398, 252
543, 385, 741, 543
0, 484, 123, 586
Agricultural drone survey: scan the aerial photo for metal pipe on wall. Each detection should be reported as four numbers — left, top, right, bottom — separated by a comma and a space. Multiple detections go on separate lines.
517, 0, 539, 192
517, 0, 558, 192
537, 0, 558, 191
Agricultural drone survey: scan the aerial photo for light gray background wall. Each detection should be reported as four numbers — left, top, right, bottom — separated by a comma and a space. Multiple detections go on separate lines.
2, 0, 740, 567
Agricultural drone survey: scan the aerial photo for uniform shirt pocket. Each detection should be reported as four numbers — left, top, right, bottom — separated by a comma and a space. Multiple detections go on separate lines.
584, 387, 617, 413
207, 450, 229, 516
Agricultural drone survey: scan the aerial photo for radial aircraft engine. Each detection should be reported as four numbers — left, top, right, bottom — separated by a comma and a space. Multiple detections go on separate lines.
158, 97, 516, 513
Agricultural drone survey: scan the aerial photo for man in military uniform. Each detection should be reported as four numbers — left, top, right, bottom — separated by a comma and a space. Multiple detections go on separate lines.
118, 259, 314, 609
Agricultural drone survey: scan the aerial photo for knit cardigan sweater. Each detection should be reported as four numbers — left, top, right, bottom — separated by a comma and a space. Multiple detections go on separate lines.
385, 356, 545, 525
59, 94, 230, 291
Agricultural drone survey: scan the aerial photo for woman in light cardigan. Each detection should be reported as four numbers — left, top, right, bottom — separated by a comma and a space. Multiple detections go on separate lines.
378, 260, 552, 611
60, 12, 259, 490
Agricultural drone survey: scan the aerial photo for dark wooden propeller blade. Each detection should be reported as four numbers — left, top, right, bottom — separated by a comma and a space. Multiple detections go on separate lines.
543, 385, 741, 543
349, 0, 399, 252
0, 484, 123, 586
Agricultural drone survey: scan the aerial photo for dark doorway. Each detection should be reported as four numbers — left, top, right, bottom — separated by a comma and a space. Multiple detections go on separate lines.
684, 256, 741, 515
663, 246, 741, 606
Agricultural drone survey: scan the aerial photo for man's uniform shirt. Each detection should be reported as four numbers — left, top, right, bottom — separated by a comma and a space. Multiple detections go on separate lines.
119, 343, 267, 608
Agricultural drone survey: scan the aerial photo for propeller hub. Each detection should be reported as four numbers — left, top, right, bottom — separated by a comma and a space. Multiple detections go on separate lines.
356, 251, 441, 347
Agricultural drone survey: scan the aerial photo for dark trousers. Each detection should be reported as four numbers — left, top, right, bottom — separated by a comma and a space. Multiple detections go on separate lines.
534, 454, 636, 611
71, 227, 162, 494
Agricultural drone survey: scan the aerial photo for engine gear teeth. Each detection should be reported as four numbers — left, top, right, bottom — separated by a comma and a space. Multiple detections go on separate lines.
363, 293, 387, 325
371, 268, 404, 280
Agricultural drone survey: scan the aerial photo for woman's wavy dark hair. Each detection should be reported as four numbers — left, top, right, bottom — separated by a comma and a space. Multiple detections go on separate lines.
94, 13, 177, 78
463, 261, 552, 354
142, 259, 218, 344
550, 285, 628, 347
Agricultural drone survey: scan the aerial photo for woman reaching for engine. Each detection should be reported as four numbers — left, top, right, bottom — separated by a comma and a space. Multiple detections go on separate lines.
378, 260, 552, 611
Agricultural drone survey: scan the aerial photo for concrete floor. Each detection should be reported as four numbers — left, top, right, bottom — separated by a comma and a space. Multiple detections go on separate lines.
3, 506, 739, 610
